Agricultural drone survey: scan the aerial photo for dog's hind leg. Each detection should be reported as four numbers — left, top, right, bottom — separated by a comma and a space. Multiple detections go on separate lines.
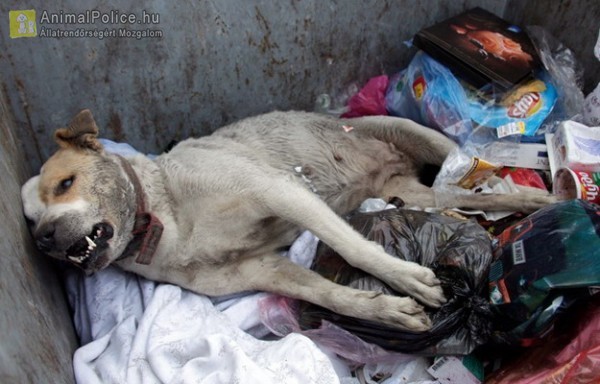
381, 175, 437, 208
382, 175, 556, 212
254, 176, 446, 309
342, 115, 457, 167
224, 253, 433, 331
439, 190, 557, 212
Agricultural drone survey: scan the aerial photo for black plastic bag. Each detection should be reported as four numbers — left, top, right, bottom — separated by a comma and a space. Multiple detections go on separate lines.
299, 208, 494, 355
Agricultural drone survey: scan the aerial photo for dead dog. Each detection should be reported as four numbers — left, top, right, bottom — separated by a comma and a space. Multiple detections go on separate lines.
21, 110, 555, 331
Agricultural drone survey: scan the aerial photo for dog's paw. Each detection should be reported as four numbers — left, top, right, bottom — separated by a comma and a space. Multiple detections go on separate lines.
379, 261, 446, 308
368, 295, 432, 331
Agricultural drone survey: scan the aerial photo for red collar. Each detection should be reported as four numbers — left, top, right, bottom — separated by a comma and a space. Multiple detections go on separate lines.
116, 155, 164, 265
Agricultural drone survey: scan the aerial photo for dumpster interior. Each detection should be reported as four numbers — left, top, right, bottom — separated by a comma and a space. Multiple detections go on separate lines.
1, 1, 599, 383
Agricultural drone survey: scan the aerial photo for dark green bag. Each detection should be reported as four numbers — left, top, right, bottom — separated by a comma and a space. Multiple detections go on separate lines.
489, 199, 600, 346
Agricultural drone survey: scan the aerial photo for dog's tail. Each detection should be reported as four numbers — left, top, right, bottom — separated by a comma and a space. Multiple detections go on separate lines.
341, 115, 457, 167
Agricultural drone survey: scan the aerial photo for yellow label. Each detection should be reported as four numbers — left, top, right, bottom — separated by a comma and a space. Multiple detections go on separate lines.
412, 76, 426, 101
9, 10, 37, 38
456, 157, 501, 189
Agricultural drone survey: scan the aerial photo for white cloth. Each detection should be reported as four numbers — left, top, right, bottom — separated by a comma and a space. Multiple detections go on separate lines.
66, 266, 340, 384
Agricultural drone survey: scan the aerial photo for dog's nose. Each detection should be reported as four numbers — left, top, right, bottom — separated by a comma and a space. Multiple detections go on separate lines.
35, 225, 56, 252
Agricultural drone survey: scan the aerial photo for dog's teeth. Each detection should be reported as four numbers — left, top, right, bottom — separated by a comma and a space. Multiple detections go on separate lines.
68, 255, 83, 264
85, 236, 96, 248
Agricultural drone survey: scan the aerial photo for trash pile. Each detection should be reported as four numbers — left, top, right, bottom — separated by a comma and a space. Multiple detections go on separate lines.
299, 7, 600, 383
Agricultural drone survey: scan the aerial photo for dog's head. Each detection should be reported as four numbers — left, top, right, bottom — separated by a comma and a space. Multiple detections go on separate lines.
21, 110, 137, 273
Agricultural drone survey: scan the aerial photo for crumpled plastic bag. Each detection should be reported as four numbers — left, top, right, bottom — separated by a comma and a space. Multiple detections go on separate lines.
385, 51, 474, 144
342, 75, 389, 118
582, 28, 600, 126
298, 208, 494, 355
487, 297, 600, 384
526, 26, 585, 131
385, 51, 559, 145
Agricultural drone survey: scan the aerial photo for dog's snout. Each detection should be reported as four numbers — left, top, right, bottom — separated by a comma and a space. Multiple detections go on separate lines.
34, 224, 56, 252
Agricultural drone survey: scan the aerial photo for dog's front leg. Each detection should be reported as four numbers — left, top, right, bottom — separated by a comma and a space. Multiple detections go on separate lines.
222, 253, 433, 331
254, 177, 446, 309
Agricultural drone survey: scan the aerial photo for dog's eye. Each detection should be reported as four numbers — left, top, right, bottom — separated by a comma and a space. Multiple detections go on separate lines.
56, 176, 75, 195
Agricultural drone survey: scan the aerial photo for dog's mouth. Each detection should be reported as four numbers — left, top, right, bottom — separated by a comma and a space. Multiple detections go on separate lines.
65, 222, 114, 266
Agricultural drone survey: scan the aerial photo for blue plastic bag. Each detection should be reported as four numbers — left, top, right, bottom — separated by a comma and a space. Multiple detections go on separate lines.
386, 52, 473, 144
386, 51, 558, 145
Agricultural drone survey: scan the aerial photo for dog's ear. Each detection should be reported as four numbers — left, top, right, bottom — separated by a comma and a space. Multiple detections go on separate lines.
54, 109, 103, 151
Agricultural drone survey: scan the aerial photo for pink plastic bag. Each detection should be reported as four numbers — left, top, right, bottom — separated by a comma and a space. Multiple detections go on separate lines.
488, 298, 600, 384
258, 295, 412, 367
341, 75, 389, 118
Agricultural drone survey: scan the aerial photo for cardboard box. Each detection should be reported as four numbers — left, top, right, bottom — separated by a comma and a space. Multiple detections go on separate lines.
413, 7, 540, 90
549, 121, 600, 175
479, 141, 549, 170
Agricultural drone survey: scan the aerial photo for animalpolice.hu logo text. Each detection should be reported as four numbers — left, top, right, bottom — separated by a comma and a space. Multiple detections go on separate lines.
9, 10, 37, 38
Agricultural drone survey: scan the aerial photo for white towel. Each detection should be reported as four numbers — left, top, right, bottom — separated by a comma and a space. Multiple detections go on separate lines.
65, 265, 340, 384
